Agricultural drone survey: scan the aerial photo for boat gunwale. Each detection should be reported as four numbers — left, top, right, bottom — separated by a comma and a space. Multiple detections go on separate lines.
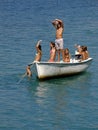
35, 58, 93, 65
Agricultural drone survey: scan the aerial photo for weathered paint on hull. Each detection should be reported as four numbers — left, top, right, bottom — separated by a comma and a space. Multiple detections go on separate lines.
35, 58, 93, 79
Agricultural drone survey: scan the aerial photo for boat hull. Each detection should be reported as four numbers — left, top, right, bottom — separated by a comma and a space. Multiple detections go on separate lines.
35, 58, 93, 79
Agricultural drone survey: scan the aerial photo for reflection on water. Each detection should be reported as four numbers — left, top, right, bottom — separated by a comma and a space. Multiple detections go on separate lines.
0, 0, 97, 129
28, 71, 92, 100
25, 72, 98, 128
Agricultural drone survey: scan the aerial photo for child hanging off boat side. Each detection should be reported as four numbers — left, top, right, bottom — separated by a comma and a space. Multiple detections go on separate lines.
26, 40, 42, 77
26, 65, 32, 77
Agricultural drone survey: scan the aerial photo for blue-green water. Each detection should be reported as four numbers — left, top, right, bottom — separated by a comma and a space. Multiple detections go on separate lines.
0, 0, 98, 129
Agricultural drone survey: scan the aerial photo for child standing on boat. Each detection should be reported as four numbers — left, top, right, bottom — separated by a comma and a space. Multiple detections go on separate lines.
48, 42, 56, 62
26, 40, 42, 77
34, 40, 42, 62
52, 19, 64, 61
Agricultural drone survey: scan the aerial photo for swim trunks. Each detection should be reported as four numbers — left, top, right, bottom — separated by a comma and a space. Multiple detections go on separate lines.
55, 38, 64, 50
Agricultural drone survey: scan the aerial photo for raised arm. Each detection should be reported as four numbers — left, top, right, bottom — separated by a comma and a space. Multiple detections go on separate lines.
55, 19, 64, 28
36, 40, 42, 47
55, 19, 62, 23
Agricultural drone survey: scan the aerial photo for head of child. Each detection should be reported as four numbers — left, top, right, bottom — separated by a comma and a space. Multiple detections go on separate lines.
65, 48, 69, 54
50, 42, 55, 49
52, 20, 62, 29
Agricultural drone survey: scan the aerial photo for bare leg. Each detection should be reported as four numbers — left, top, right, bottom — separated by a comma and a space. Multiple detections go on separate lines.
62, 49, 65, 61
57, 49, 64, 61
57, 49, 60, 61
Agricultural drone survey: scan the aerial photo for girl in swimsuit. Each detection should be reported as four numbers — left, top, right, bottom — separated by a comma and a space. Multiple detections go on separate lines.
63, 48, 71, 62
48, 42, 56, 62
81, 46, 89, 60
34, 40, 42, 62
26, 40, 42, 77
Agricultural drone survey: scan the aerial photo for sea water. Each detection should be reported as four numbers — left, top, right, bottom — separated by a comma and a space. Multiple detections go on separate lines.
0, 0, 98, 129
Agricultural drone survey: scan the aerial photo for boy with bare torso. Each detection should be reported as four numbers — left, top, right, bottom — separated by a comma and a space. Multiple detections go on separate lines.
52, 19, 64, 61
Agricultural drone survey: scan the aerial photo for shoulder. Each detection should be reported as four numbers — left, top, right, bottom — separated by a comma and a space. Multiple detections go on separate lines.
52, 48, 55, 52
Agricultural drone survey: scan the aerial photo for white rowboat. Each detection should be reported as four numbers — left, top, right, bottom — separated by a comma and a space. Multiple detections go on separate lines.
33, 58, 93, 80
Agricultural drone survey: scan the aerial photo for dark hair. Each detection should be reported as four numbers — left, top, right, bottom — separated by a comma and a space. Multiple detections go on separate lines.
38, 44, 42, 50
57, 21, 64, 29
81, 46, 87, 51
50, 42, 55, 47
64, 48, 69, 54
84, 46, 87, 51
